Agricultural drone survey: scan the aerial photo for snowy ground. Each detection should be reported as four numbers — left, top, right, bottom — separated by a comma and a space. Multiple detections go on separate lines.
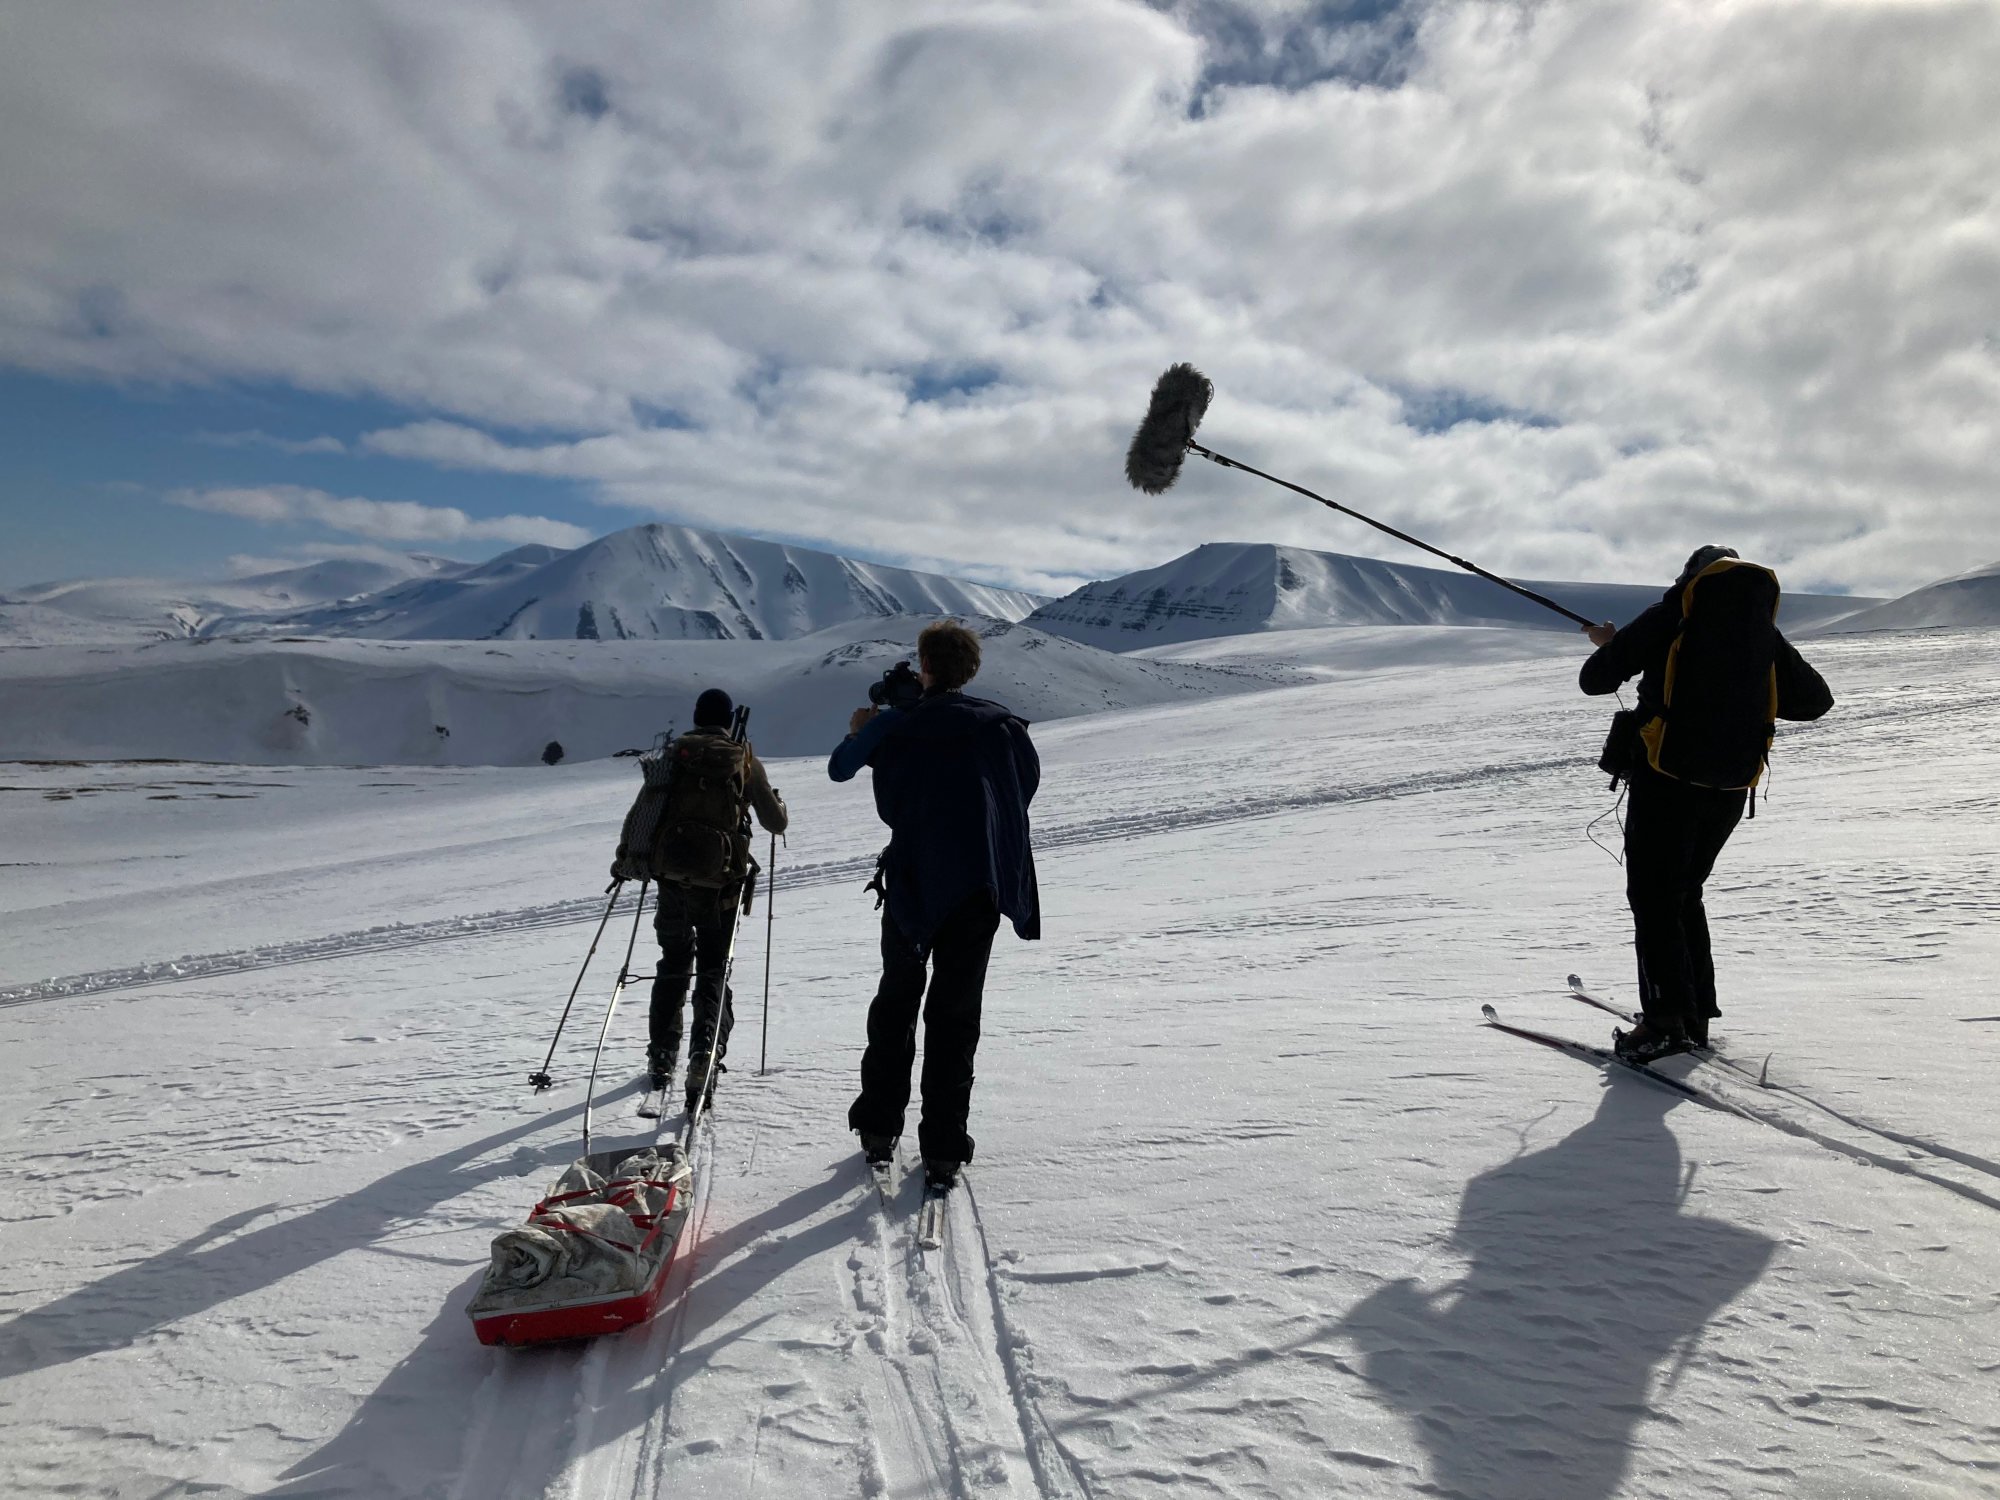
0, 614, 1273, 767
2, 628, 1997, 1499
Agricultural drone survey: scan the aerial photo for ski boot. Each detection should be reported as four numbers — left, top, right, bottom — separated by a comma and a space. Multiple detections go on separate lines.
1614, 1018, 1691, 1064
860, 1132, 897, 1167
685, 1061, 723, 1117
646, 1046, 676, 1095
923, 1159, 961, 1192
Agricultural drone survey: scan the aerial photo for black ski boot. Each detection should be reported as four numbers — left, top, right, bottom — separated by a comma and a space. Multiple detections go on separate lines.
1614, 1018, 1691, 1064
860, 1132, 897, 1166
923, 1159, 961, 1192
646, 1047, 676, 1094
685, 1061, 724, 1117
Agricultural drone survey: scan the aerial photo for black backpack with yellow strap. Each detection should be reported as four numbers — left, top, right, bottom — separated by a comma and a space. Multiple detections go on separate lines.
1637, 557, 1782, 791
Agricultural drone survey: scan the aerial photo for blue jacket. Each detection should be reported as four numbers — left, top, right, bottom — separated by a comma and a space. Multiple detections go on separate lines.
828, 691, 1041, 951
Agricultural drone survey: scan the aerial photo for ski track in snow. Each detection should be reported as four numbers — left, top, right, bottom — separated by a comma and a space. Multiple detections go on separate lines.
849, 1161, 1095, 1500
1, 752, 1576, 1008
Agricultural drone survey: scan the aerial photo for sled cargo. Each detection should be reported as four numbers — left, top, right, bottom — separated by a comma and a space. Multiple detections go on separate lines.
467, 1143, 694, 1346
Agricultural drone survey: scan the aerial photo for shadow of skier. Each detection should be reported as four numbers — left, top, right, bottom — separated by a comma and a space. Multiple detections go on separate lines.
257, 1268, 515, 1498
264, 1154, 874, 1497
0, 1090, 599, 1385
1336, 1077, 1775, 1500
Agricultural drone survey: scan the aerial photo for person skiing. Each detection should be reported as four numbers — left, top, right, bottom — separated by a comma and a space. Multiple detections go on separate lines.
635, 687, 787, 1114
1580, 545, 1832, 1062
828, 620, 1040, 1190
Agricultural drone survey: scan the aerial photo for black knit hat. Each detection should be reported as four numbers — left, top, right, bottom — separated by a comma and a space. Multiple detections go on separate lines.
1677, 544, 1739, 584
692, 687, 734, 727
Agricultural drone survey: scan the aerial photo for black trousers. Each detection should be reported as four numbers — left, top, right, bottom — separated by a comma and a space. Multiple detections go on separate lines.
849, 891, 1000, 1164
1623, 768, 1746, 1038
649, 881, 737, 1077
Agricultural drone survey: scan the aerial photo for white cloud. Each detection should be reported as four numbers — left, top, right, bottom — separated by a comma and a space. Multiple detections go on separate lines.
168, 485, 592, 548
3, 1, 1997, 596
223, 541, 466, 577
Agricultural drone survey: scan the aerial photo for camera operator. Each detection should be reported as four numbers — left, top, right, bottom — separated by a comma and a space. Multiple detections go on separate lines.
828, 620, 1040, 1190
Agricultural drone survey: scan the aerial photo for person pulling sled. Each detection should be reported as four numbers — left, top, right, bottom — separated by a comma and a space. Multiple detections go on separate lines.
1580, 546, 1832, 1063
613, 688, 787, 1115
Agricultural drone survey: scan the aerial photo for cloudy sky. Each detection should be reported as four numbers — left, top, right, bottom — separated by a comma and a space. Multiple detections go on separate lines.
2, 0, 1995, 598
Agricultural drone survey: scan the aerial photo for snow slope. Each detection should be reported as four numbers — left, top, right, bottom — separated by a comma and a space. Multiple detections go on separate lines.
0, 615, 1277, 766
1817, 558, 2000, 634
0, 553, 468, 645
1029, 542, 1878, 649
2, 627, 1997, 1499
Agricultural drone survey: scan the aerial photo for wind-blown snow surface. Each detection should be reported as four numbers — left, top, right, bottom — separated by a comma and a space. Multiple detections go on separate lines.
1028, 542, 1878, 649
1817, 559, 2000, 634
3, 630, 1998, 1499
0, 615, 1278, 766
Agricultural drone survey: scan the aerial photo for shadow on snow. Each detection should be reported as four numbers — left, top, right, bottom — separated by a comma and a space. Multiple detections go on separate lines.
1336, 1075, 1776, 1499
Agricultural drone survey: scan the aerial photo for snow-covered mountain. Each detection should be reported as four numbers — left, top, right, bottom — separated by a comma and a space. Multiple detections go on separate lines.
294, 523, 1043, 642
0, 615, 1267, 766
1027, 542, 1879, 650
1815, 559, 2000, 633
234, 544, 569, 639
0, 525, 1042, 646
0, 553, 467, 645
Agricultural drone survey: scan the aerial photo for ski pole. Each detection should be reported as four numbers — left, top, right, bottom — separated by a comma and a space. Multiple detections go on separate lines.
582, 880, 651, 1155
528, 880, 623, 1091
760, 832, 777, 1076
1125, 363, 1596, 630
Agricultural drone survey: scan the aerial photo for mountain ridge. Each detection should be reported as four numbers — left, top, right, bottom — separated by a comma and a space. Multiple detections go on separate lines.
0, 526, 1043, 646
1028, 541, 1881, 650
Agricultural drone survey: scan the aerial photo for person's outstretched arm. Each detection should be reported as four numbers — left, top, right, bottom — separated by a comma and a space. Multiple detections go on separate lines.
1579, 603, 1675, 696
1774, 634, 1834, 721
828, 706, 901, 783
745, 751, 790, 834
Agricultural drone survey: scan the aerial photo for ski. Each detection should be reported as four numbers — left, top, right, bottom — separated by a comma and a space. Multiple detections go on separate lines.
867, 1154, 896, 1208
916, 1183, 950, 1251
1503, 1005, 2000, 1212
1566, 972, 1638, 1025
636, 1072, 673, 1119
1481, 1003, 1708, 1101
1566, 974, 1774, 1085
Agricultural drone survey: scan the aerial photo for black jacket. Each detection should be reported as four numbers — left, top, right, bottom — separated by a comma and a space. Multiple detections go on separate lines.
1580, 595, 1833, 723
863, 691, 1041, 952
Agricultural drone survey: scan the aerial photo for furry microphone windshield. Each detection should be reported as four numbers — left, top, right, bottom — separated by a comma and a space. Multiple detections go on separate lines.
1115, 361, 1596, 628
1124, 363, 1214, 494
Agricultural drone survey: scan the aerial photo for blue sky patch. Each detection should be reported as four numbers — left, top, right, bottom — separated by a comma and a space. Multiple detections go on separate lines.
1393, 384, 1560, 436
0, 374, 605, 587
1170, 0, 1424, 115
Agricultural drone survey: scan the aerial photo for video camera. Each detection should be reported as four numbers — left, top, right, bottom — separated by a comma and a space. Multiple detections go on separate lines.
868, 659, 923, 711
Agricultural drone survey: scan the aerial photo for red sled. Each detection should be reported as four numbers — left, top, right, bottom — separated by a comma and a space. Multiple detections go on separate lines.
468, 1142, 695, 1347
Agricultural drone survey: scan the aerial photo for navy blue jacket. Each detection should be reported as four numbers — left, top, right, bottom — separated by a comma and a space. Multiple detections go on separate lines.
828, 691, 1041, 951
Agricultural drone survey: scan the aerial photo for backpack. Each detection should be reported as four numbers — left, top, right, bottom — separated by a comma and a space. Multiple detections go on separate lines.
611, 745, 676, 883
646, 730, 753, 888
1637, 558, 1781, 790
